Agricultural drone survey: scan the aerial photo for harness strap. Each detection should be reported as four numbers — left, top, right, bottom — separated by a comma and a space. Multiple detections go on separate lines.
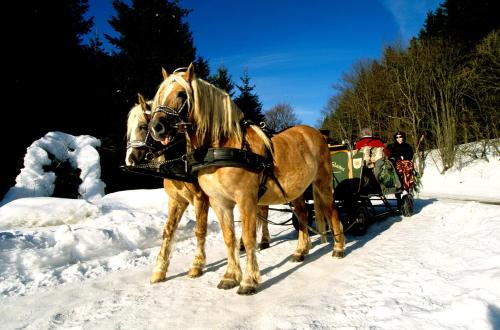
187, 147, 271, 174
267, 166, 288, 201
121, 159, 196, 182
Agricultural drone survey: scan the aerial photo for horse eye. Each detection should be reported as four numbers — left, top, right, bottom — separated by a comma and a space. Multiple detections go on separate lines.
140, 124, 148, 130
177, 91, 187, 100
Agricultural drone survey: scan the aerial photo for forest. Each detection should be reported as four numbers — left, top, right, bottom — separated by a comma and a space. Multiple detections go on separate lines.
1, 0, 498, 200
321, 0, 499, 173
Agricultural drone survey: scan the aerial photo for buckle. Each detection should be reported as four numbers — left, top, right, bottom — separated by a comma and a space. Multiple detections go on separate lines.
175, 122, 192, 133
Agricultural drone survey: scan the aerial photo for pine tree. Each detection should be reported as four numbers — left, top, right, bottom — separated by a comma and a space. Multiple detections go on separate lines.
4, 0, 97, 200
107, 0, 197, 104
209, 65, 235, 97
234, 71, 265, 123
194, 56, 210, 80
7, 0, 94, 135
420, 0, 500, 50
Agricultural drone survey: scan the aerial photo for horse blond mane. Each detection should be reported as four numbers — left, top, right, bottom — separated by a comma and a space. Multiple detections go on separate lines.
153, 72, 272, 152
126, 101, 151, 138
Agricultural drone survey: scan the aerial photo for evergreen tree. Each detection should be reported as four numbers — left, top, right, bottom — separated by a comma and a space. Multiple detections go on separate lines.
8, 0, 93, 129
194, 56, 210, 80
209, 65, 235, 97
420, 0, 500, 50
234, 71, 265, 123
107, 0, 197, 104
3, 0, 97, 199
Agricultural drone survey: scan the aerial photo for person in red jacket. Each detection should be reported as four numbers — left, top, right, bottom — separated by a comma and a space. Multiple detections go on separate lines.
354, 127, 390, 157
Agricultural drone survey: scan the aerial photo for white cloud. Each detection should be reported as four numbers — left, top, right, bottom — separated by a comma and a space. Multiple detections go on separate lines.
379, 0, 442, 41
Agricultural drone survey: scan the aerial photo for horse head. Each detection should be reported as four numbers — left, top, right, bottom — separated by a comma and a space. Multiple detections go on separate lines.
125, 93, 158, 166
149, 65, 194, 146
149, 63, 245, 148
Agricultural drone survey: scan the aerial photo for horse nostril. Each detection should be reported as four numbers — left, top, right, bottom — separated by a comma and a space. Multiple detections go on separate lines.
150, 120, 165, 135
127, 155, 136, 166
126, 156, 134, 166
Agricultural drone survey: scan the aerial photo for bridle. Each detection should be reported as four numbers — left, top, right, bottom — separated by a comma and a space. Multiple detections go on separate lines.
126, 128, 166, 161
149, 70, 195, 138
150, 97, 192, 134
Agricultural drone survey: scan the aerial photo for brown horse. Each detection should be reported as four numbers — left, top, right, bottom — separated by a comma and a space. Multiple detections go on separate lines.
148, 64, 345, 295
126, 93, 270, 284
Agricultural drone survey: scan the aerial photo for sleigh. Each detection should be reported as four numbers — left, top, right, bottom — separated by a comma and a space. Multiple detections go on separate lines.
291, 143, 415, 235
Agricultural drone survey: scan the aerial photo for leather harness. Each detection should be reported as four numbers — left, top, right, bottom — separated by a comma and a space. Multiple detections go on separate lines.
186, 120, 285, 200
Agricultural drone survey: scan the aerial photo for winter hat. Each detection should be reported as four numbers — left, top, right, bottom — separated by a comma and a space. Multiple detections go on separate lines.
393, 131, 406, 142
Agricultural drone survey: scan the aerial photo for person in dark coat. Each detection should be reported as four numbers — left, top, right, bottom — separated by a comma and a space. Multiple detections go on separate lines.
388, 131, 413, 161
388, 131, 414, 209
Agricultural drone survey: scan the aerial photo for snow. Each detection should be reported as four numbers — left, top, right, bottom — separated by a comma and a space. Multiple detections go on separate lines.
0, 133, 499, 329
0, 132, 105, 207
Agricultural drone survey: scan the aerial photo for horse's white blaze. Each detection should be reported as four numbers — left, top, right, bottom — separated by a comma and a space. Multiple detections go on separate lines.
125, 108, 144, 166
160, 80, 177, 105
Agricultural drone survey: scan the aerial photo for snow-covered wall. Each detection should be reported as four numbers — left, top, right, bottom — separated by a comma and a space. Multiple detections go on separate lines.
0, 132, 106, 206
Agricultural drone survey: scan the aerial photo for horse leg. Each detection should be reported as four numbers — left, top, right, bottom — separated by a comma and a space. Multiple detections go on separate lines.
239, 206, 270, 251
257, 205, 270, 250
311, 187, 328, 244
329, 201, 345, 258
237, 198, 260, 295
291, 197, 311, 262
313, 180, 345, 258
151, 198, 189, 283
210, 200, 242, 290
187, 194, 209, 278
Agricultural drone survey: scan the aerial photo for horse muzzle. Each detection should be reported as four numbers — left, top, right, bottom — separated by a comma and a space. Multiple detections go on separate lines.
149, 117, 179, 145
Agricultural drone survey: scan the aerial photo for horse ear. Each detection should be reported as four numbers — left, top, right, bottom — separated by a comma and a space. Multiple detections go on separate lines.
137, 93, 150, 113
185, 63, 195, 82
162, 67, 169, 80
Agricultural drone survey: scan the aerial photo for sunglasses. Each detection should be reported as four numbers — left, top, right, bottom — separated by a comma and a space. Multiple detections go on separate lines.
396, 136, 403, 138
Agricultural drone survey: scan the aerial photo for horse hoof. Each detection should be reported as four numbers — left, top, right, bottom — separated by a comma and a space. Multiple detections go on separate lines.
150, 272, 166, 284
217, 279, 239, 290
332, 250, 345, 258
188, 267, 203, 278
259, 242, 270, 250
237, 285, 257, 295
291, 254, 305, 262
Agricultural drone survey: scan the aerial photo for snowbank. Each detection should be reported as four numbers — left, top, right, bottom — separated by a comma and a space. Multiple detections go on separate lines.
0, 132, 105, 206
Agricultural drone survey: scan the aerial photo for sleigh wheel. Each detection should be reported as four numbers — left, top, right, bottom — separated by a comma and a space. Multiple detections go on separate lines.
350, 206, 369, 236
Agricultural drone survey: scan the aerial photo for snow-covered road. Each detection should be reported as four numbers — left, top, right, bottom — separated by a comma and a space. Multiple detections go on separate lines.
1, 193, 499, 330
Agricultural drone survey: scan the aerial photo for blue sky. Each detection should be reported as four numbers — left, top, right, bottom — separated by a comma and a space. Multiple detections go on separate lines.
87, 0, 442, 127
